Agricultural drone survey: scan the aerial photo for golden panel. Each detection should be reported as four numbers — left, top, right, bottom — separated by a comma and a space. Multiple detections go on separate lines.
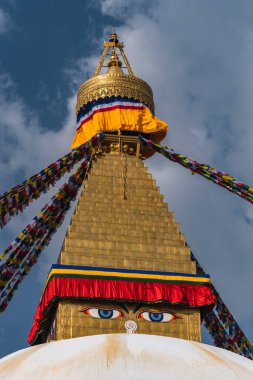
53, 300, 201, 342
188, 312, 201, 342
55, 303, 71, 341
76, 73, 154, 114
60, 153, 195, 273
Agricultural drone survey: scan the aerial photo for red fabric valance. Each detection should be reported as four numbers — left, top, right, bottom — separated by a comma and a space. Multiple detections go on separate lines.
28, 276, 215, 345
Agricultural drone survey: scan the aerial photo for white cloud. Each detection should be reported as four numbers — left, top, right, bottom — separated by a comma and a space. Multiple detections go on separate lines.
0, 69, 78, 283
64, 55, 99, 89
0, 73, 76, 192
0, 66, 80, 357
0, 8, 11, 35
100, 0, 157, 19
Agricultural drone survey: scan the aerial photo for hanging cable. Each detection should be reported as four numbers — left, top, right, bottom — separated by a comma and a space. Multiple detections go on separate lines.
0, 133, 104, 228
140, 136, 253, 205
0, 156, 93, 313
190, 250, 253, 359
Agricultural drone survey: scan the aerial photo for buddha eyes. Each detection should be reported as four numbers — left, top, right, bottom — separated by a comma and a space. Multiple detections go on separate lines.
81, 308, 124, 319
137, 311, 178, 323
81, 307, 179, 323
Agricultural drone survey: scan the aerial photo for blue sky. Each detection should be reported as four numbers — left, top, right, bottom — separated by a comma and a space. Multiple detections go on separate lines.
1, 0, 253, 358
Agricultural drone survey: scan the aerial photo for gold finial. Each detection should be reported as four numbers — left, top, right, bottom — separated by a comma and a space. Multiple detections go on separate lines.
77, 32, 155, 117
93, 31, 134, 76
109, 30, 118, 44
107, 47, 123, 75
108, 47, 122, 68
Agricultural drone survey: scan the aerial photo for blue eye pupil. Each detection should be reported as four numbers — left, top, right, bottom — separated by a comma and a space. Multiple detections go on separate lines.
98, 309, 113, 319
149, 312, 163, 322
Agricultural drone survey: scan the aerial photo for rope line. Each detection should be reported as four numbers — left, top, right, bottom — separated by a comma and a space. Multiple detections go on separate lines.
0, 133, 104, 228
190, 250, 253, 359
140, 136, 253, 205
0, 156, 92, 313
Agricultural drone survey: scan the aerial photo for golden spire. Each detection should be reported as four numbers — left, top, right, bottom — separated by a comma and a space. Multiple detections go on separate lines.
76, 31, 155, 115
109, 30, 118, 44
93, 31, 134, 76
107, 47, 123, 75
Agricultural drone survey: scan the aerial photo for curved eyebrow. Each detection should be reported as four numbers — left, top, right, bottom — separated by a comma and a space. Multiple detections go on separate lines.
103, 302, 130, 314
133, 304, 143, 313
118, 303, 129, 313
79, 303, 130, 313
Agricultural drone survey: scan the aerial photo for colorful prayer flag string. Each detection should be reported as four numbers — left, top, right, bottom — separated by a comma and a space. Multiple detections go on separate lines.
0, 155, 92, 313
0, 133, 104, 229
139, 136, 253, 206
190, 251, 253, 360
140, 136, 253, 359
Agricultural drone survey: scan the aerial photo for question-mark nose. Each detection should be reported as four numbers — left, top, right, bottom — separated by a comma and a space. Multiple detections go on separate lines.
125, 320, 137, 334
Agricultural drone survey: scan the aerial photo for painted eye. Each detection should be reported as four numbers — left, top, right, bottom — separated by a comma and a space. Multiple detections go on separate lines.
137, 311, 178, 322
81, 308, 124, 319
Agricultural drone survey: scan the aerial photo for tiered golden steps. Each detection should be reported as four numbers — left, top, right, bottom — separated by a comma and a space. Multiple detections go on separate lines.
51, 151, 200, 343
59, 154, 195, 274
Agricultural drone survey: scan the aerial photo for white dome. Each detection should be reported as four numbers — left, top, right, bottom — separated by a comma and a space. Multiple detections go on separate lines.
0, 334, 253, 379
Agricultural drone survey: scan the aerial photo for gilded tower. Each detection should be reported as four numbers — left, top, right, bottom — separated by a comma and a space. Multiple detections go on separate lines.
28, 32, 214, 346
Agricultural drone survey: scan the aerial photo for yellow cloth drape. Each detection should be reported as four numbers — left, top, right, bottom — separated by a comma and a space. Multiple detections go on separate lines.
71, 107, 168, 149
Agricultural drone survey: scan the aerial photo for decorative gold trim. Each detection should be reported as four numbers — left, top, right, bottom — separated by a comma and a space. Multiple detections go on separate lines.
76, 73, 154, 114
188, 312, 201, 342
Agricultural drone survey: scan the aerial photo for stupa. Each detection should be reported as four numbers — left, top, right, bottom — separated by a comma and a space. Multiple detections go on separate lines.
1, 32, 253, 379
27, 31, 214, 345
